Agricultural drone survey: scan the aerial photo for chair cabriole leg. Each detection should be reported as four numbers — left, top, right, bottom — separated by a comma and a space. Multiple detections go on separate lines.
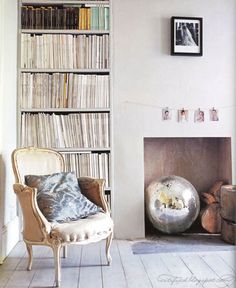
26, 243, 33, 271
52, 244, 62, 287
105, 232, 113, 265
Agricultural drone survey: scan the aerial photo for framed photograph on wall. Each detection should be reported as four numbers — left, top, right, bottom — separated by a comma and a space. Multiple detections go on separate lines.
171, 16, 203, 56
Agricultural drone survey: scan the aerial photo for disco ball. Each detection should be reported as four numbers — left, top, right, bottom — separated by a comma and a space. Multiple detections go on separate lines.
146, 175, 200, 234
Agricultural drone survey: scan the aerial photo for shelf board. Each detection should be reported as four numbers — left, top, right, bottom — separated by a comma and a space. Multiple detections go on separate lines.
20, 108, 111, 113
21, 29, 109, 35
21, 1, 109, 5
56, 147, 111, 153
20, 68, 110, 74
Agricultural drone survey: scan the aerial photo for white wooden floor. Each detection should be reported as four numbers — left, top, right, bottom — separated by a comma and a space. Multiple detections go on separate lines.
0, 240, 235, 288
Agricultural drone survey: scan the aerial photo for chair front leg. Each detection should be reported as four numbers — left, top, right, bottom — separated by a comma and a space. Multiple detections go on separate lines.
52, 244, 62, 287
25, 243, 33, 271
105, 232, 113, 265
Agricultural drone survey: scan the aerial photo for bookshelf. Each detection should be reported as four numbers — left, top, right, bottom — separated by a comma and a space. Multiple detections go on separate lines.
18, 0, 112, 205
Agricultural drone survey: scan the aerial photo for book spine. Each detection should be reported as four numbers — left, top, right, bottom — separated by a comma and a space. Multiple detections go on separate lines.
104, 7, 109, 30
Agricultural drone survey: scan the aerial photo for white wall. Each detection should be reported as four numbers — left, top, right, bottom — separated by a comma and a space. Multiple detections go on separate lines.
0, 0, 19, 261
113, 0, 236, 239
0, 0, 235, 246
0, 0, 4, 262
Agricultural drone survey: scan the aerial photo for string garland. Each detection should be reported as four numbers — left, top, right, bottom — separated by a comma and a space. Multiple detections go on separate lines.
124, 100, 236, 111
124, 100, 236, 122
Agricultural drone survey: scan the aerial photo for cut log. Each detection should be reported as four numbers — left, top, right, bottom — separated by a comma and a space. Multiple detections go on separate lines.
220, 185, 236, 223
201, 192, 217, 205
209, 180, 224, 202
200, 203, 221, 233
200, 181, 225, 205
221, 218, 236, 245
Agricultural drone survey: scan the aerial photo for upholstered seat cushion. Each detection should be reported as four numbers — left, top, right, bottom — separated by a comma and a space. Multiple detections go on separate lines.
50, 212, 113, 243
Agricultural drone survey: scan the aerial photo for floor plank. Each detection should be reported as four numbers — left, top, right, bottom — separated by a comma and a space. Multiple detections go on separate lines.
28, 246, 55, 288
5, 245, 49, 287
101, 240, 127, 288
199, 253, 235, 288
78, 242, 103, 288
180, 254, 225, 288
60, 245, 81, 288
4, 286, 29, 288
0, 242, 27, 287
140, 253, 172, 288
5, 270, 35, 288
218, 251, 236, 272
117, 240, 153, 288
161, 253, 203, 288
0, 242, 26, 272
0, 271, 13, 287
0, 240, 235, 288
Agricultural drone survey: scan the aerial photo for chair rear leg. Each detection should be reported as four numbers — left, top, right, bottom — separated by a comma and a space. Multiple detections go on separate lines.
26, 243, 33, 271
52, 244, 62, 287
62, 246, 67, 258
105, 232, 113, 265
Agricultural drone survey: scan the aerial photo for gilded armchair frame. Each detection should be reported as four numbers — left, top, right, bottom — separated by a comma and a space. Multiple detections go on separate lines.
12, 147, 113, 287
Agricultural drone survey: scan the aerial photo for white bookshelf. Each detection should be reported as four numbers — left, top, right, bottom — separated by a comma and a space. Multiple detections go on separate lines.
21, 0, 109, 4
21, 29, 110, 35
20, 108, 111, 112
18, 0, 112, 204
20, 69, 110, 73
57, 147, 111, 152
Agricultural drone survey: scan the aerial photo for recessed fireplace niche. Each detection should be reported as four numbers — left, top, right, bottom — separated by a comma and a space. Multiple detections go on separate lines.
144, 137, 232, 235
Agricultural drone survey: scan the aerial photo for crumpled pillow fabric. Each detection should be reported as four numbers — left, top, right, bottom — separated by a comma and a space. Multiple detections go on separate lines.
25, 172, 102, 223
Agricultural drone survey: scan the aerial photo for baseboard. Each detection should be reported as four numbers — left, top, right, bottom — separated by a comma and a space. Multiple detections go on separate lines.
0, 216, 20, 264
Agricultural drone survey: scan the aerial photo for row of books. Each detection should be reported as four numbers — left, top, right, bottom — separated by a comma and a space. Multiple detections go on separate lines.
63, 152, 110, 187
21, 112, 110, 148
21, 73, 110, 108
21, 34, 109, 69
21, 5, 109, 30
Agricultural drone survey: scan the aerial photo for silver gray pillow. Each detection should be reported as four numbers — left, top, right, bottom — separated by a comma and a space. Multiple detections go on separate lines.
25, 172, 102, 223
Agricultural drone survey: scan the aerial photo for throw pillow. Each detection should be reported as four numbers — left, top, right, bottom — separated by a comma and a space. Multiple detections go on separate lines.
25, 172, 102, 223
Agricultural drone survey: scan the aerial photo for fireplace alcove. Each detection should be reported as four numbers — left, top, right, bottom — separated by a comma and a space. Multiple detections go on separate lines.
144, 137, 232, 236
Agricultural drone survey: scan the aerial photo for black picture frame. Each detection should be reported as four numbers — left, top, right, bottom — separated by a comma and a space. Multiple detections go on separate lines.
171, 16, 203, 56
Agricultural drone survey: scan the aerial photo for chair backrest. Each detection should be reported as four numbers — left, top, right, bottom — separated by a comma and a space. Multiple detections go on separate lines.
12, 147, 65, 184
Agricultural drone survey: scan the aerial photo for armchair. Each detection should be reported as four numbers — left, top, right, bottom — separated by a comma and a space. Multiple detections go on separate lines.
11, 147, 113, 287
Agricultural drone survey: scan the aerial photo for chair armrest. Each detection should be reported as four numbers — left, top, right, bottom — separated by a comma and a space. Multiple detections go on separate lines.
13, 183, 51, 243
78, 177, 110, 214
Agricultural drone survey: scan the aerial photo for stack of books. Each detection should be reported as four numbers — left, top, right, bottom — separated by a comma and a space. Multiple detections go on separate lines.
21, 5, 109, 30
21, 112, 110, 148
21, 73, 110, 108
21, 34, 109, 69
63, 152, 110, 187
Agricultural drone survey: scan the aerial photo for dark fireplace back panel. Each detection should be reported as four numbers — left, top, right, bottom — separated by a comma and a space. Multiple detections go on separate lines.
144, 137, 232, 234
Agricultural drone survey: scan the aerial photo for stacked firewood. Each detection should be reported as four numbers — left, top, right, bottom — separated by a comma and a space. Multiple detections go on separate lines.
200, 181, 225, 233
221, 185, 236, 244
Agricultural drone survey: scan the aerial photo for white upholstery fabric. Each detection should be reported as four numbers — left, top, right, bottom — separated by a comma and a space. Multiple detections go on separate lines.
51, 212, 113, 243
14, 149, 64, 183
